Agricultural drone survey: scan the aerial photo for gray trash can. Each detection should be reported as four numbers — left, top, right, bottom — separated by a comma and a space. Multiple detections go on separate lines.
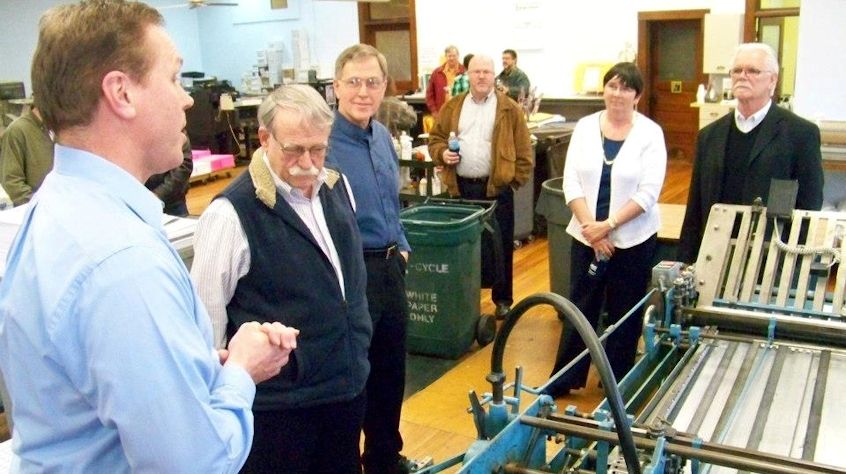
535, 177, 572, 300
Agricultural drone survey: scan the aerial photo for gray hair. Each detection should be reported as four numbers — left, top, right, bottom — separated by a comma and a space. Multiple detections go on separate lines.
258, 84, 333, 132
334, 44, 388, 80
733, 43, 779, 75
445, 45, 458, 55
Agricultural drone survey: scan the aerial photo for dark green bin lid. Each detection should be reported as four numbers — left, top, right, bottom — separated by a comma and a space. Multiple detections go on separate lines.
400, 204, 485, 246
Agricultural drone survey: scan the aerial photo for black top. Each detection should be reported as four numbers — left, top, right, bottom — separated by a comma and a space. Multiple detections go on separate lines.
677, 104, 824, 263
218, 169, 372, 410
596, 137, 624, 221
721, 119, 762, 204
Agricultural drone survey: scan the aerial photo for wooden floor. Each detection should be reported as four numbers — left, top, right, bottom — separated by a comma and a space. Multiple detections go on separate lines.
0, 157, 693, 464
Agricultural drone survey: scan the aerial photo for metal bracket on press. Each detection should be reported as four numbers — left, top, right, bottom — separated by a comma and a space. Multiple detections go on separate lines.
670, 324, 682, 344
767, 316, 777, 345
688, 326, 701, 345
644, 322, 656, 353
594, 410, 612, 474
690, 437, 703, 474
643, 436, 666, 474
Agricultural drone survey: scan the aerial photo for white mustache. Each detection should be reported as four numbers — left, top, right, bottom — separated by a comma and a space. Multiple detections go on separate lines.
289, 165, 320, 177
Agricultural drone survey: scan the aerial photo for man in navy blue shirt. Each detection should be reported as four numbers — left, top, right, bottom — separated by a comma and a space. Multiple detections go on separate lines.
327, 44, 413, 474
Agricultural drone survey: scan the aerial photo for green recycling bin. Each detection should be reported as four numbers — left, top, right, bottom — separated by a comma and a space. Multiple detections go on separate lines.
535, 177, 573, 300
401, 202, 497, 358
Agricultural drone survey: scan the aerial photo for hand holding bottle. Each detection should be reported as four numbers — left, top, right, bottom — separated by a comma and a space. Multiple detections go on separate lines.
587, 252, 610, 279
444, 131, 460, 166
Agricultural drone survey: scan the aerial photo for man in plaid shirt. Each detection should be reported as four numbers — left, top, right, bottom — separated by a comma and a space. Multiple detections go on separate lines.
450, 54, 474, 97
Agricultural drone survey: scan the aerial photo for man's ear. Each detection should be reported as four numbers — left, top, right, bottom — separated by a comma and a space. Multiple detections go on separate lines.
101, 71, 136, 120
258, 127, 271, 148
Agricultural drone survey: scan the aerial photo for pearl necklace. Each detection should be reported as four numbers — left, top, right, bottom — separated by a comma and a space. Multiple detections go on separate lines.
600, 134, 616, 166
599, 111, 635, 166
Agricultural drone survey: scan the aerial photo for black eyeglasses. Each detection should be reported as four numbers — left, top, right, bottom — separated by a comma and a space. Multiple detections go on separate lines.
271, 134, 328, 160
340, 77, 385, 90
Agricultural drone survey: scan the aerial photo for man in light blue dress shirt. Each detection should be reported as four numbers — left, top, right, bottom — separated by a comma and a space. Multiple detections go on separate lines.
0, 1, 297, 472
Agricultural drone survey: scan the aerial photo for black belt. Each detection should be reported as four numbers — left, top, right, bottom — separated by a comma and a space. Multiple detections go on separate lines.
457, 176, 488, 184
363, 243, 398, 259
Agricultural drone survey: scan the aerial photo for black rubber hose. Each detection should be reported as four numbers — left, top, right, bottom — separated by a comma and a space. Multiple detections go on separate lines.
489, 292, 642, 474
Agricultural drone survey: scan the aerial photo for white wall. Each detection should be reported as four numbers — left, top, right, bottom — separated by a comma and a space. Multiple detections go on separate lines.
0, 0, 203, 93
415, 0, 744, 98
148, 0, 205, 74
5, 0, 843, 120
195, 0, 358, 87
0, 0, 61, 95
0, 0, 356, 94
794, 0, 846, 121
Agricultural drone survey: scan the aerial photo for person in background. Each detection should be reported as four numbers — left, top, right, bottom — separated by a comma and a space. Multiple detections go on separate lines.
428, 54, 534, 319
496, 49, 531, 103
0, 105, 54, 206
425, 45, 464, 118
450, 54, 474, 97
145, 131, 193, 216
328, 44, 415, 474
377, 76, 418, 138
191, 84, 372, 473
0, 1, 296, 472
544, 62, 666, 398
678, 43, 823, 263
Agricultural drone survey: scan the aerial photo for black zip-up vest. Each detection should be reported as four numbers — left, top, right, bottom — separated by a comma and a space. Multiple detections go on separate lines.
219, 169, 372, 410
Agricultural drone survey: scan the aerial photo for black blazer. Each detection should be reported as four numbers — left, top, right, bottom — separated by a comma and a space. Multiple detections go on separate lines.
678, 104, 824, 263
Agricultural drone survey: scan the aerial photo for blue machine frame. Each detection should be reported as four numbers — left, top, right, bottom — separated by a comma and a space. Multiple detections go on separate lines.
414, 204, 846, 474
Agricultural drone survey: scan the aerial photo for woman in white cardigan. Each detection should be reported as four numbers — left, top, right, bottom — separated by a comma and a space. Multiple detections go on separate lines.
546, 62, 666, 397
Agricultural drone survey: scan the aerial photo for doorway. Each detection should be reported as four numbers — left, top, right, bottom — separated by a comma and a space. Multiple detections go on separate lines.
637, 10, 708, 162
358, 0, 418, 94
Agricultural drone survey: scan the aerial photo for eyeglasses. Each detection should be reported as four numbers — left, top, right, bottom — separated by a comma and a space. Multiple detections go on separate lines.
271, 135, 329, 160
340, 77, 385, 90
730, 67, 769, 78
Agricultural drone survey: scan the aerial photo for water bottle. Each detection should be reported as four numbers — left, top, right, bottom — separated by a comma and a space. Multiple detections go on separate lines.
448, 131, 460, 161
392, 135, 401, 157
696, 84, 706, 104
400, 131, 413, 162
587, 253, 610, 280
431, 173, 442, 195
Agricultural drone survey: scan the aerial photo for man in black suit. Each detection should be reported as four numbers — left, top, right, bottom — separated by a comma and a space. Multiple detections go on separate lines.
678, 43, 823, 263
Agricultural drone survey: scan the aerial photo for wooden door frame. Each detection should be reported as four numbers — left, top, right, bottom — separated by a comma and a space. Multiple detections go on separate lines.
358, 0, 419, 93
636, 9, 709, 117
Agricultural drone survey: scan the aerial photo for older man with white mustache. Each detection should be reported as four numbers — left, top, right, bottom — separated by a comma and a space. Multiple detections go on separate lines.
191, 84, 373, 473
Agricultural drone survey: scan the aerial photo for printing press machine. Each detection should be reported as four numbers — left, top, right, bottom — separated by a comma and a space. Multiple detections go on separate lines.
420, 203, 846, 474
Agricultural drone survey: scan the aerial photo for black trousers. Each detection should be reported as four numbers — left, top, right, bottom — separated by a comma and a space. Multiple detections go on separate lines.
547, 235, 656, 394
240, 391, 366, 474
361, 252, 409, 474
456, 177, 515, 306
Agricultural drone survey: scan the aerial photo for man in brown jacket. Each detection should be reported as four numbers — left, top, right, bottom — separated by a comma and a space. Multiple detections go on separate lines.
428, 54, 533, 318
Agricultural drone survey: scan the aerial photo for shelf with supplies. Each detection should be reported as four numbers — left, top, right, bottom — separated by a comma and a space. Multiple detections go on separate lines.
398, 157, 448, 205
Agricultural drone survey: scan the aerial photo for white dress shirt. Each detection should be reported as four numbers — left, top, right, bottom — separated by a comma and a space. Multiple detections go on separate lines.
456, 90, 497, 178
734, 99, 772, 133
